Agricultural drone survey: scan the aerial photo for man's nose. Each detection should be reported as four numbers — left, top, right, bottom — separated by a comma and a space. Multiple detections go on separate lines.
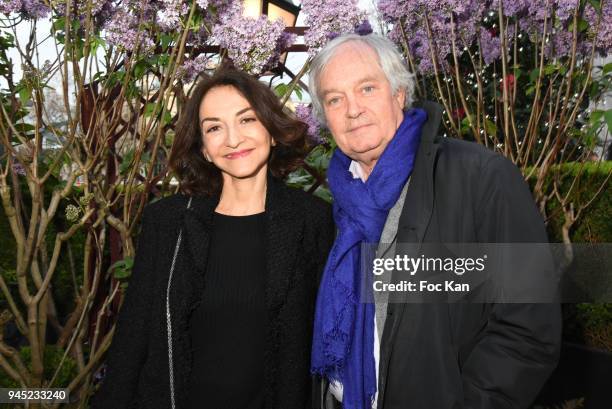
346, 94, 365, 119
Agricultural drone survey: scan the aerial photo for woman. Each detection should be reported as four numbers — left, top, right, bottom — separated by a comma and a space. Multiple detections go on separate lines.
91, 69, 334, 409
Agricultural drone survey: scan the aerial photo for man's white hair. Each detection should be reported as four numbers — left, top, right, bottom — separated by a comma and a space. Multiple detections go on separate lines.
308, 33, 415, 125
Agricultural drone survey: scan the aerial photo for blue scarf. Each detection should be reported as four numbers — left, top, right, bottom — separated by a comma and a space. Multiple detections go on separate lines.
311, 109, 427, 408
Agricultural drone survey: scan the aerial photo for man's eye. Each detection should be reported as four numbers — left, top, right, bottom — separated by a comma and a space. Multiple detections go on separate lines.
327, 97, 340, 106
363, 86, 374, 93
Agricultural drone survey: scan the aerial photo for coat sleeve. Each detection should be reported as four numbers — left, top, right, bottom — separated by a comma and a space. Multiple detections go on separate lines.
315, 202, 335, 285
461, 155, 562, 409
90, 207, 159, 409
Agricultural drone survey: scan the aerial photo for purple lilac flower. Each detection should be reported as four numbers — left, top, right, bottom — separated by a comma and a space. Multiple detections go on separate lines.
355, 20, 373, 36
12, 162, 26, 176
490, 0, 529, 17
555, 0, 578, 21
546, 28, 574, 58
584, 1, 612, 55
76, 0, 109, 16
301, 0, 366, 56
295, 104, 322, 144
0, 0, 22, 14
479, 29, 501, 65
104, 7, 154, 53
178, 54, 209, 82
213, 7, 291, 75
0, 0, 50, 19
377, 0, 484, 73
157, 0, 189, 31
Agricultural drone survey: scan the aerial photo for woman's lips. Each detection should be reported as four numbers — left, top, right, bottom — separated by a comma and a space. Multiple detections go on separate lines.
225, 148, 254, 159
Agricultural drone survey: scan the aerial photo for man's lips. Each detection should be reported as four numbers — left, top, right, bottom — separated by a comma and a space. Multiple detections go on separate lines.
348, 123, 372, 133
224, 148, 254, 160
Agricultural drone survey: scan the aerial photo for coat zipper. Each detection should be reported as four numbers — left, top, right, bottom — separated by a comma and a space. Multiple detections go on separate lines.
166, 197, 192, 409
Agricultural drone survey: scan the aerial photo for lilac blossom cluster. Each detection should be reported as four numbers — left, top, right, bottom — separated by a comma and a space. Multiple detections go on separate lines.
377, 0, 611, 73
212, 4, 294, 75
379, 0, 486, 72
157, 0, 189, 31
295, 104, 322, 144
0, 0, 50, 19
301, 0, 367, 56
78, 0, 109, 17
584, 1, 612, 55
104, 7, 155, 53
178, 54, 209, 83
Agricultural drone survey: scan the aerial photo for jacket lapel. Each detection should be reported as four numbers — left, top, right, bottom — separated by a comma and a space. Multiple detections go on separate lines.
264, 176, 304, 315
376, 103, 442, 408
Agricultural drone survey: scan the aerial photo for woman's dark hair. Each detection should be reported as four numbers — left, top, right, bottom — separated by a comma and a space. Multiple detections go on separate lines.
169, 68, 309, 196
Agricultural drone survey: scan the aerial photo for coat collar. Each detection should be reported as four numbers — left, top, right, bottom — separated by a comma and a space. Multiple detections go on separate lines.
171, 174, 305, 406
178, 172, 304, 312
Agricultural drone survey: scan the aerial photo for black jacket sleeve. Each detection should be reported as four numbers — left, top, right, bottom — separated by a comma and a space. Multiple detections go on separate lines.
461, 155, 562, 409
90, 208, 159, 409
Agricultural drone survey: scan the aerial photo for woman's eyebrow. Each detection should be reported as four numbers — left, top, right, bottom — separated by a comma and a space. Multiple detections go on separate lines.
200, 107, 253, 127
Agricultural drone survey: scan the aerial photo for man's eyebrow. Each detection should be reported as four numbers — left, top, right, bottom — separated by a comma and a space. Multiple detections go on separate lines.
320, 76, 380, 97
200, 107, 253, 126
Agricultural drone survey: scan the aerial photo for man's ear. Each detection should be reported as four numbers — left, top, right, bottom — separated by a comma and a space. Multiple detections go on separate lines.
394, 88, 406, 109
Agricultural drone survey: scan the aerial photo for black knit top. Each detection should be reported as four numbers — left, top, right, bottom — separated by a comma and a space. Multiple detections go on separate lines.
186, 211, 268, 409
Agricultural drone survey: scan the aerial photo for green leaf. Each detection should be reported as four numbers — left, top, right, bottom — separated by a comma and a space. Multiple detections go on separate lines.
14, 123, 36, 133
162, 110, 172, 126
603, 63, 612, 75
119, 149, 135, 175
485, 119, 497, 136
157, 55, 170, 66
529, 68, 540, 82
588, 0, 601, 12
589, 110, 603, 124
110, 257, 134, 280
603, 109, 612, 133
144, 102, 157, 117
294, 86, 303, 100
133, 60, 148, 78
18, 86, 32, 104
160, 33, 174, 51
543, 64, 557, 75
51, 17, 66, 33
274, 83, 288, 97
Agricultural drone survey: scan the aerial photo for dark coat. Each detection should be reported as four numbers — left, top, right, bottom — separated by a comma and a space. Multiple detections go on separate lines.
91, 175, 335, 409
316, 101, 561, 409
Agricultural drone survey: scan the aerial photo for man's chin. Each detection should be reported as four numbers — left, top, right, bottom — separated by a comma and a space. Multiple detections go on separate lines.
349, 145, 383, 160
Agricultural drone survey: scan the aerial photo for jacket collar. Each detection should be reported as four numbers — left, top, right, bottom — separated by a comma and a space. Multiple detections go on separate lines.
179, 172, 303, 312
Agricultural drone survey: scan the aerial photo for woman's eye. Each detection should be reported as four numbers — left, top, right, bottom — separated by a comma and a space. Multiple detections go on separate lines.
240, 117, 256, 124
206, 125, 220, 133
363, 85, 374, 93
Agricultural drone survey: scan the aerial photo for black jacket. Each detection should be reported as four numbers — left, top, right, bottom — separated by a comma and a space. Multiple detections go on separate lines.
91, 175, 335, 409
317, 101, 561, 409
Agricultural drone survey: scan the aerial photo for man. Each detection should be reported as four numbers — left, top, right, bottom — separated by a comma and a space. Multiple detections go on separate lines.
310, 33, 561, 409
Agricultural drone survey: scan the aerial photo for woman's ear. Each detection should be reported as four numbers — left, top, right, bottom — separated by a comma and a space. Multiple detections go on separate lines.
202, 148, 212, 162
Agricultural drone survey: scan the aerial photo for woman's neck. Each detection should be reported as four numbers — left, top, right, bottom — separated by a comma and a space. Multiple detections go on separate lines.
216, 168, 267, 216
